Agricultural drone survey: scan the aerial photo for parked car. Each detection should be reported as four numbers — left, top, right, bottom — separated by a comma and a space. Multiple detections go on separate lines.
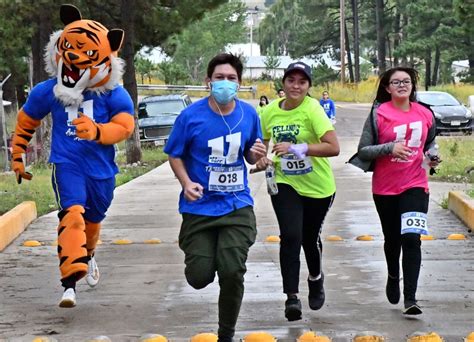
138, 94, 192, 145
468, 95, 474, 114
416, 91, 472, 135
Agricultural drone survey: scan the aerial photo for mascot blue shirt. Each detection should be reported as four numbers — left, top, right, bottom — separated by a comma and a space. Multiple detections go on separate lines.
23, 78, 134, 179
164, 97, 262, 216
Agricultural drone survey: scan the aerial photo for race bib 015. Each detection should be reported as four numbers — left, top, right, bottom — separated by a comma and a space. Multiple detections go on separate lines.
280, 155, 313, 175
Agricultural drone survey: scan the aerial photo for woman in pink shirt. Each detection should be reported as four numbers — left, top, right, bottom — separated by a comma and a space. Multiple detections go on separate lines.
352, 67, 439, 315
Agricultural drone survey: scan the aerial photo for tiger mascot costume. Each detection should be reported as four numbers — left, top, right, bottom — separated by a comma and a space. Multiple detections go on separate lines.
11, 4, 134, 308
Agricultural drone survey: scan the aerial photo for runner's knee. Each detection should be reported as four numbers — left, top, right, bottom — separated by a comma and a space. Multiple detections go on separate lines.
184, 255, 215, 289
401, 233, 421, 249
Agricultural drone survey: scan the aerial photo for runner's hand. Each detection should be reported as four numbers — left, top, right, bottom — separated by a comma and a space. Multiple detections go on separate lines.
250, 156, 273, 174
392, 143, 412, 160
272, 142, 291, 157
183, 181, 204, 202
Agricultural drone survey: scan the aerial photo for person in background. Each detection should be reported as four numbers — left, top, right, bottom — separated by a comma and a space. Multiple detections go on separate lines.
164, 53, 266, 342
277, 88, 286, 98
320, 90, 336, 124
252, 61, 339, 321
256, 95, 269, 116
350, 66, 439, 316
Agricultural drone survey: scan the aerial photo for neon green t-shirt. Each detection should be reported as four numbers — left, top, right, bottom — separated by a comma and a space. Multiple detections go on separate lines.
260, 96, 336, 198
256, 105, 265, 116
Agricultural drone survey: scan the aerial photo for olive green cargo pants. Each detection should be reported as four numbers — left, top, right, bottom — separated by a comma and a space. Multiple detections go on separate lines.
179, 206, 257, 338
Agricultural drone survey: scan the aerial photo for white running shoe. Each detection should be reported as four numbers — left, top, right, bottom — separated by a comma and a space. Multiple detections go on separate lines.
59, 288, 76, 308
86, 256, 100, 287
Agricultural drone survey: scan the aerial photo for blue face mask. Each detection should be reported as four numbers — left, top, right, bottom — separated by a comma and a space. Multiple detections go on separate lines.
210, 80, 239, 105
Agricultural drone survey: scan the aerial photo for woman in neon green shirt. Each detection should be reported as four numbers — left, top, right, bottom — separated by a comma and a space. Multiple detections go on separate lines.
254, 61, 340, 321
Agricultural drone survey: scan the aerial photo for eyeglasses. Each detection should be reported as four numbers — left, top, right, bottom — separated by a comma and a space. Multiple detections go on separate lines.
389, 79, 412, 87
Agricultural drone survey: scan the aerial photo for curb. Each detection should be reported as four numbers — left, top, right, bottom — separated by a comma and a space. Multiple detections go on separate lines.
0, 201, 37, 252
448, 191, 474, 232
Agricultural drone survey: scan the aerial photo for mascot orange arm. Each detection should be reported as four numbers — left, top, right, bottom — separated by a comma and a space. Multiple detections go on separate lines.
96, 113, 135, 144
11, 110, 41, 183
72, 112, 134, 145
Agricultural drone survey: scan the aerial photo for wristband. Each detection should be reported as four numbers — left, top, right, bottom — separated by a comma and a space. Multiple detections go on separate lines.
288, 143, 308, 159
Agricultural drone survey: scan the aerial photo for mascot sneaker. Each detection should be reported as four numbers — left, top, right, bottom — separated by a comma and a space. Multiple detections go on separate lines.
59, 288, 76, 308
86, 256, 100, 287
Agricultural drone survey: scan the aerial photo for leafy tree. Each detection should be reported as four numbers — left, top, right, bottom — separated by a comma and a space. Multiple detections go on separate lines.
258, 0, 303, 56
312, 60, 339, 89
395, 0, 460, 88
0, 1, 228, 164
169, 1, 247, 83
81, 0, 228, 162
264, 0, 276, 7
263, 44, 281, 79
272, 78, 283, 94
157, 61, 191, 85
135, 56, 156, 84
453, 0, 474, 82
0, 1, 32, 110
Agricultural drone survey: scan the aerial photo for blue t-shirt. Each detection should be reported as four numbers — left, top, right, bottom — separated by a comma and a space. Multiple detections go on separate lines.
164, 97, 262, 216
23, 78, 134, 179
320, 98, 336, 118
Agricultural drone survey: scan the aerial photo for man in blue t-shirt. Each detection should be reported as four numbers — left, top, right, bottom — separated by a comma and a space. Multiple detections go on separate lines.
320, 90, 336, 124
164, 53, 266, 342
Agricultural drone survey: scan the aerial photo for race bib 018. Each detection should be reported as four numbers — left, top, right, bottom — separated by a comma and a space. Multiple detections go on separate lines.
401, 212, 428, 235
208, 165, 244, 192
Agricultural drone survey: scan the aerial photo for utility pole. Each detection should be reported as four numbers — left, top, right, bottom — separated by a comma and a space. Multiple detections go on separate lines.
340, 0, 346, 84
248, 7, 258, 80
0, 74, 12, 171
352, 0, 360, 83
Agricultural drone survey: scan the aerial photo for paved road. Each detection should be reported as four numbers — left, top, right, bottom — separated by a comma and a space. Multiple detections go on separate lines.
0, 102, 472, 341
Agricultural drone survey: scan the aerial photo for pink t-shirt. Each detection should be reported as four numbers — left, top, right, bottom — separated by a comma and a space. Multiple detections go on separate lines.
372, 101, 433, 195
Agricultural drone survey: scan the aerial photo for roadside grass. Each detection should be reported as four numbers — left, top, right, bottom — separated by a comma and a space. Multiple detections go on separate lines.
251, 79, 474, 104
115, 146, 167, 187
0, 164, 57, 217
432, 137, 474, 186
0, 146, 167, 216
467, 188, 474, 198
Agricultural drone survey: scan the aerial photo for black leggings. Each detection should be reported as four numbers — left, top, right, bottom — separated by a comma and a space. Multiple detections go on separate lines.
271, 183, 334, 294
373, 187, 429, 301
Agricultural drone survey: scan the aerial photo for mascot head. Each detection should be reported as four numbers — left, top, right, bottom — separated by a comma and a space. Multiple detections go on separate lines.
45, 4, 125, 106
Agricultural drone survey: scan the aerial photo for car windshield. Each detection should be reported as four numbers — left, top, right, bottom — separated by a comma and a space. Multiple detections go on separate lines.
417, 92, 460, 106
143, 100, 185, 117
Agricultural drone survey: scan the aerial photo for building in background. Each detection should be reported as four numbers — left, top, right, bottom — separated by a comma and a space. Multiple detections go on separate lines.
452, 60, 470, 83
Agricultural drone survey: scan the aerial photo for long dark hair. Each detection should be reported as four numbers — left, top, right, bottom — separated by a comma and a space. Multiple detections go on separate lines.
374, 67, 419, 104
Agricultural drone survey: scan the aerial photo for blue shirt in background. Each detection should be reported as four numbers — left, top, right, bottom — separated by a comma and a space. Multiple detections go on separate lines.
320, 98, 336, 119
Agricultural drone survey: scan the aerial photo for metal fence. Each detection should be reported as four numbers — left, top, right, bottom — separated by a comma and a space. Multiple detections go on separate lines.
136, 84, 257, 98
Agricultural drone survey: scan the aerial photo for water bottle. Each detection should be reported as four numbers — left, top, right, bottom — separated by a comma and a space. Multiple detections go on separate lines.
425, 144, 440, 175
265, 164, 279, 195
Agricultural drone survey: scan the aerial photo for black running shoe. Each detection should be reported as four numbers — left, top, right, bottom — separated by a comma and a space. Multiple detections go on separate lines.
403, 300, 423, 315
385, 275, 400, 304
284, 297, 302, 321
308, 274, 325, 310
217, 337, 233, 342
